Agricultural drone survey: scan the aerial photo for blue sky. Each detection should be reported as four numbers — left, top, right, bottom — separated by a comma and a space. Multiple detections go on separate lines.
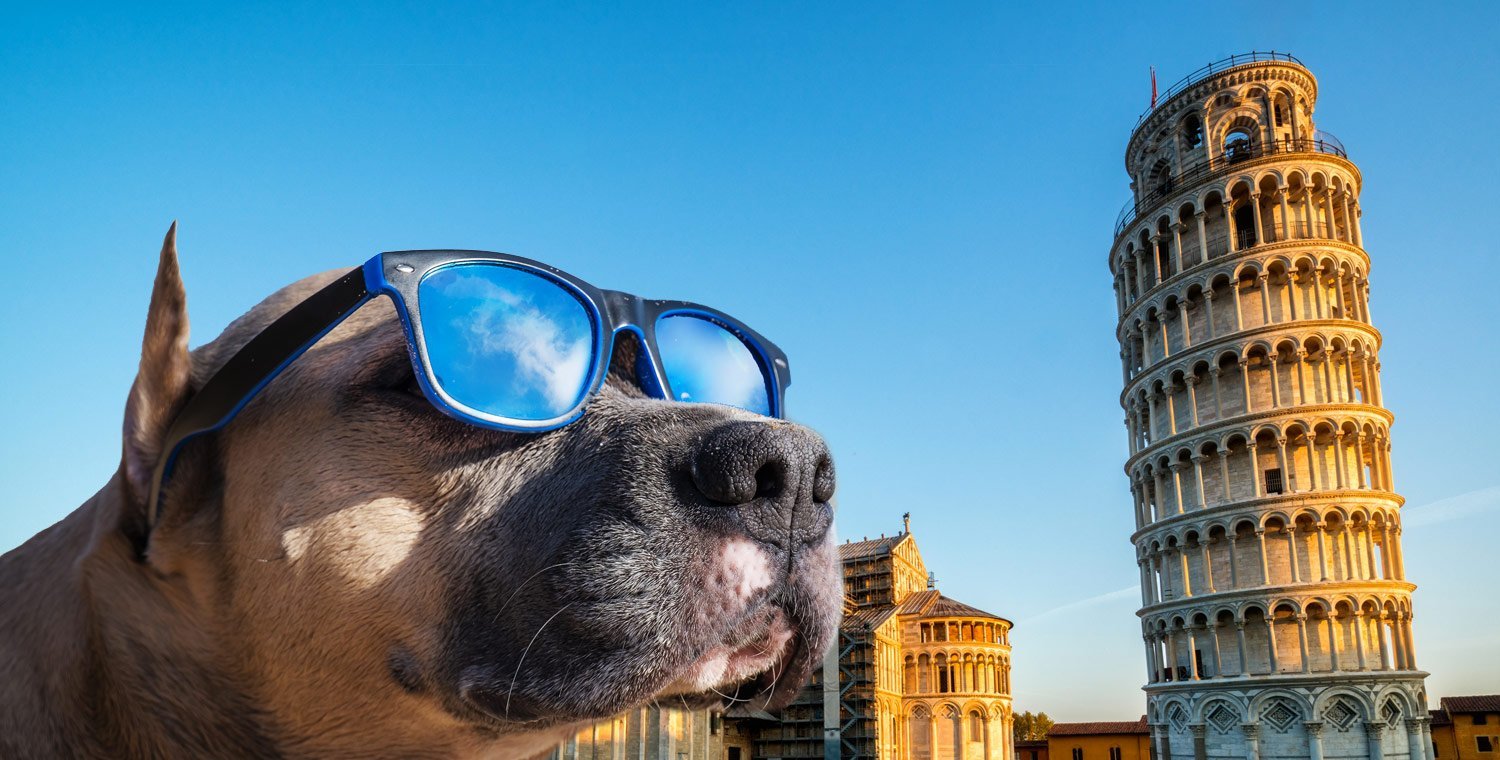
2, 2, 1497, 720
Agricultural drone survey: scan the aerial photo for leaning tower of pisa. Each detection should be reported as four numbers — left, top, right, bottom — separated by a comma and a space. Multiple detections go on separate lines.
1108, 53, 1431, 760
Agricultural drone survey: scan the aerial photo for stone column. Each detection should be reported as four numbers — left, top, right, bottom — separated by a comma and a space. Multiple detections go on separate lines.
1179, 302, 1193, 348
1193, 455, 1208, 509
1241, 361, 1255, 414
1296, 614, 1311, 672
1187, 627, 1201, 680
1192, 723, 1207, 760
1275, 437, 1290, 489
1248, 440, 1263, 497
1144, 635, 1159, 682
1306, 721, 1326, 760
1353, 612, 1369, 670
1250, 192, 1265, 245
1197, 212, 1210, 263
1316, 522, 1331, 581
1406, 718, 1425, 760
1235, 623, 1249, 676
1303, 190, 1318, 238
1269, 358, 1283, 408
1172, 462, 1187, 515
1287, 523, 1302, 583
1244, 724, 1261, 760
1186, 376, 1200, 427
1366, 722, 1386, 760
1259, 274, 1274, 325
1204, 290, 1217, 339
1377, 614, 1392, 669
1312, 267, 1328, 317
1218, 449, 1232, 502
1256, 529, 1270, 584
1209, 621, 1223, 675
1201, 539, 1216, 592
1151, 235, 1164, 285
1292, 350, 1307, 405
1279, 189, 1293, 241
1266, 615, 1280, 672
1354, 434, 1369, 488
1173, 223, 1186, 274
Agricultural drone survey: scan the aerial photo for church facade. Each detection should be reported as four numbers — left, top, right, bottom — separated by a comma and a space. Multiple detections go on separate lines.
729, 517, 1015, 760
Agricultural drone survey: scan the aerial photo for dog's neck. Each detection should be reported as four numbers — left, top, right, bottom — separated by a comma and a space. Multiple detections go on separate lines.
0, 472, 279, 758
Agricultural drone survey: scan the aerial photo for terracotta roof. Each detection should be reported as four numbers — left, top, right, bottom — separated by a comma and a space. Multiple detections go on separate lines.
895, 590, 1011, 623
1429, 710, 1451, 727
1049, 718, 1150, 737
843, 606, 897, 631
896, 589, 941, 615
1441, 695, 1500, 714
838, 534, 906, 561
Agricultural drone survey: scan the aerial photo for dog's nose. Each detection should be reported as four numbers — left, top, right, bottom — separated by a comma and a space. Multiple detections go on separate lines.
691, 420, 835, 547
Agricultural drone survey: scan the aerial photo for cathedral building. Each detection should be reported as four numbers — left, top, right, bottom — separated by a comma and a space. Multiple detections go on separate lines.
728, 516, 1015, 760
546, 518, 1013, 760
1108, 52, 1430, 760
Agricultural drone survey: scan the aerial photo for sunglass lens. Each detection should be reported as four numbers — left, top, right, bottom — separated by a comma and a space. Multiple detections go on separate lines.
417, 263, 596, 422
654, 314, 772, 416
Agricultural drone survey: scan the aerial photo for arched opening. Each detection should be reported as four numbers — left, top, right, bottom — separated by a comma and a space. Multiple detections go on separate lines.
1182, 114, 1204, 149
1224, 128, 1255, 164
1149, 159, 1174, 200
1233, 203, 1257, 248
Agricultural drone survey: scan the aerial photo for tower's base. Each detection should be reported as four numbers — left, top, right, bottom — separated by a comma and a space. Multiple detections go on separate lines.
1145, 674, 1432, 760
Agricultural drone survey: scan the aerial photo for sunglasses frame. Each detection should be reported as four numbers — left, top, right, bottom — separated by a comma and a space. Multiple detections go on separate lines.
146, 249, 790, 525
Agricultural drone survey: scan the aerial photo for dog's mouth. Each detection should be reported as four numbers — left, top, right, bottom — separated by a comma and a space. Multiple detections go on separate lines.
656, 606, 813, 715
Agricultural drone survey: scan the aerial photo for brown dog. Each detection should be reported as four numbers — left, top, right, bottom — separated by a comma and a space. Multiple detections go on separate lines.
0, 226, 841, 758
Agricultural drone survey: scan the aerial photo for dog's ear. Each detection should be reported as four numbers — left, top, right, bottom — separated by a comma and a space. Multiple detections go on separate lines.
121, 222, 193, 508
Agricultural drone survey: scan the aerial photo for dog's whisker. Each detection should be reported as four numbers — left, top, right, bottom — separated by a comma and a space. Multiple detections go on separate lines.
491, 562, 576, 624
503, 602, 575, 718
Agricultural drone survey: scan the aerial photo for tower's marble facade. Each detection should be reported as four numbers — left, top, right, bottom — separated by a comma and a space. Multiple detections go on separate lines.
1108, 52, 1431, 760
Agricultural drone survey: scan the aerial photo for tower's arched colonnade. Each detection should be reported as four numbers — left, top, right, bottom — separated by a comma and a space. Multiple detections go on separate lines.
1108, 53, 1429, 760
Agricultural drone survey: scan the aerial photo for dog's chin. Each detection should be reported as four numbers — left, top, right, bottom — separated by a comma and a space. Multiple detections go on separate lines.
655, 617, 816, 716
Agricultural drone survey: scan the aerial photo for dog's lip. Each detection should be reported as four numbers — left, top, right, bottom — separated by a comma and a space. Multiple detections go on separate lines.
455, 670, 550, 727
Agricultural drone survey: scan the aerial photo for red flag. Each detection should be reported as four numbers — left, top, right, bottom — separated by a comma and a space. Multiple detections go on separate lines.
1150, 66, 1158, 108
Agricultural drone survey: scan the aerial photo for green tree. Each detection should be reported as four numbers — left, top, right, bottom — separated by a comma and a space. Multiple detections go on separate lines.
1013, 711, 1056, 742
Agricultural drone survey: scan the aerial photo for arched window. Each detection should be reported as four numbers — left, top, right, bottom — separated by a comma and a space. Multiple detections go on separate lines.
970, 711, 984, 739
1233, 204, 1256, 248
1224, 129, 1255, 163
1182, 115, 1204, 149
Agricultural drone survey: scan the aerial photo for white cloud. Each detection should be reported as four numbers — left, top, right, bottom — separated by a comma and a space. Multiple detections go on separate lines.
441, 272, 591, 410
1018, 585, 1139, 626
1401, 485, 1500, 528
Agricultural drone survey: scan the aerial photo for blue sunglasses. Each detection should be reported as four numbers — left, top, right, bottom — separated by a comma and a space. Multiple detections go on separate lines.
146, 250, 790, 524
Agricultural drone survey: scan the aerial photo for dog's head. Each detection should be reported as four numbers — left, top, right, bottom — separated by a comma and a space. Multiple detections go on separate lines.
117, 227, 841, 751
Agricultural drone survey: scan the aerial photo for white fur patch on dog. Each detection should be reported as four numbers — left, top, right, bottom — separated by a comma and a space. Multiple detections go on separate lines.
722, 539, 771, 600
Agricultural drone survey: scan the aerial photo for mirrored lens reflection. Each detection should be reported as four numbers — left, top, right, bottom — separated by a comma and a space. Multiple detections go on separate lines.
654, 314, 771, 416
417, 263, 596, 421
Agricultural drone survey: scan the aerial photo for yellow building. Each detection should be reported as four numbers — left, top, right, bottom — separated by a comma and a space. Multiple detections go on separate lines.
1046, 719, 1152, 760
1429, 696, 1500, 760
731, 516, 1014, 760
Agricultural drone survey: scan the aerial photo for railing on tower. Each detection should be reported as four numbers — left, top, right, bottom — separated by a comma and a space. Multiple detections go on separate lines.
1113, 133, 1348, 238
1134, 51, 1303, 128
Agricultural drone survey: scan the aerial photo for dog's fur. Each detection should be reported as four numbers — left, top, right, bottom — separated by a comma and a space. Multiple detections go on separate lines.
0, 226, 841, 759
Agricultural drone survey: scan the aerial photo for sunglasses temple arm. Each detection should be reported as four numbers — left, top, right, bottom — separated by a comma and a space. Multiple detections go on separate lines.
145, 267, 372, 526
